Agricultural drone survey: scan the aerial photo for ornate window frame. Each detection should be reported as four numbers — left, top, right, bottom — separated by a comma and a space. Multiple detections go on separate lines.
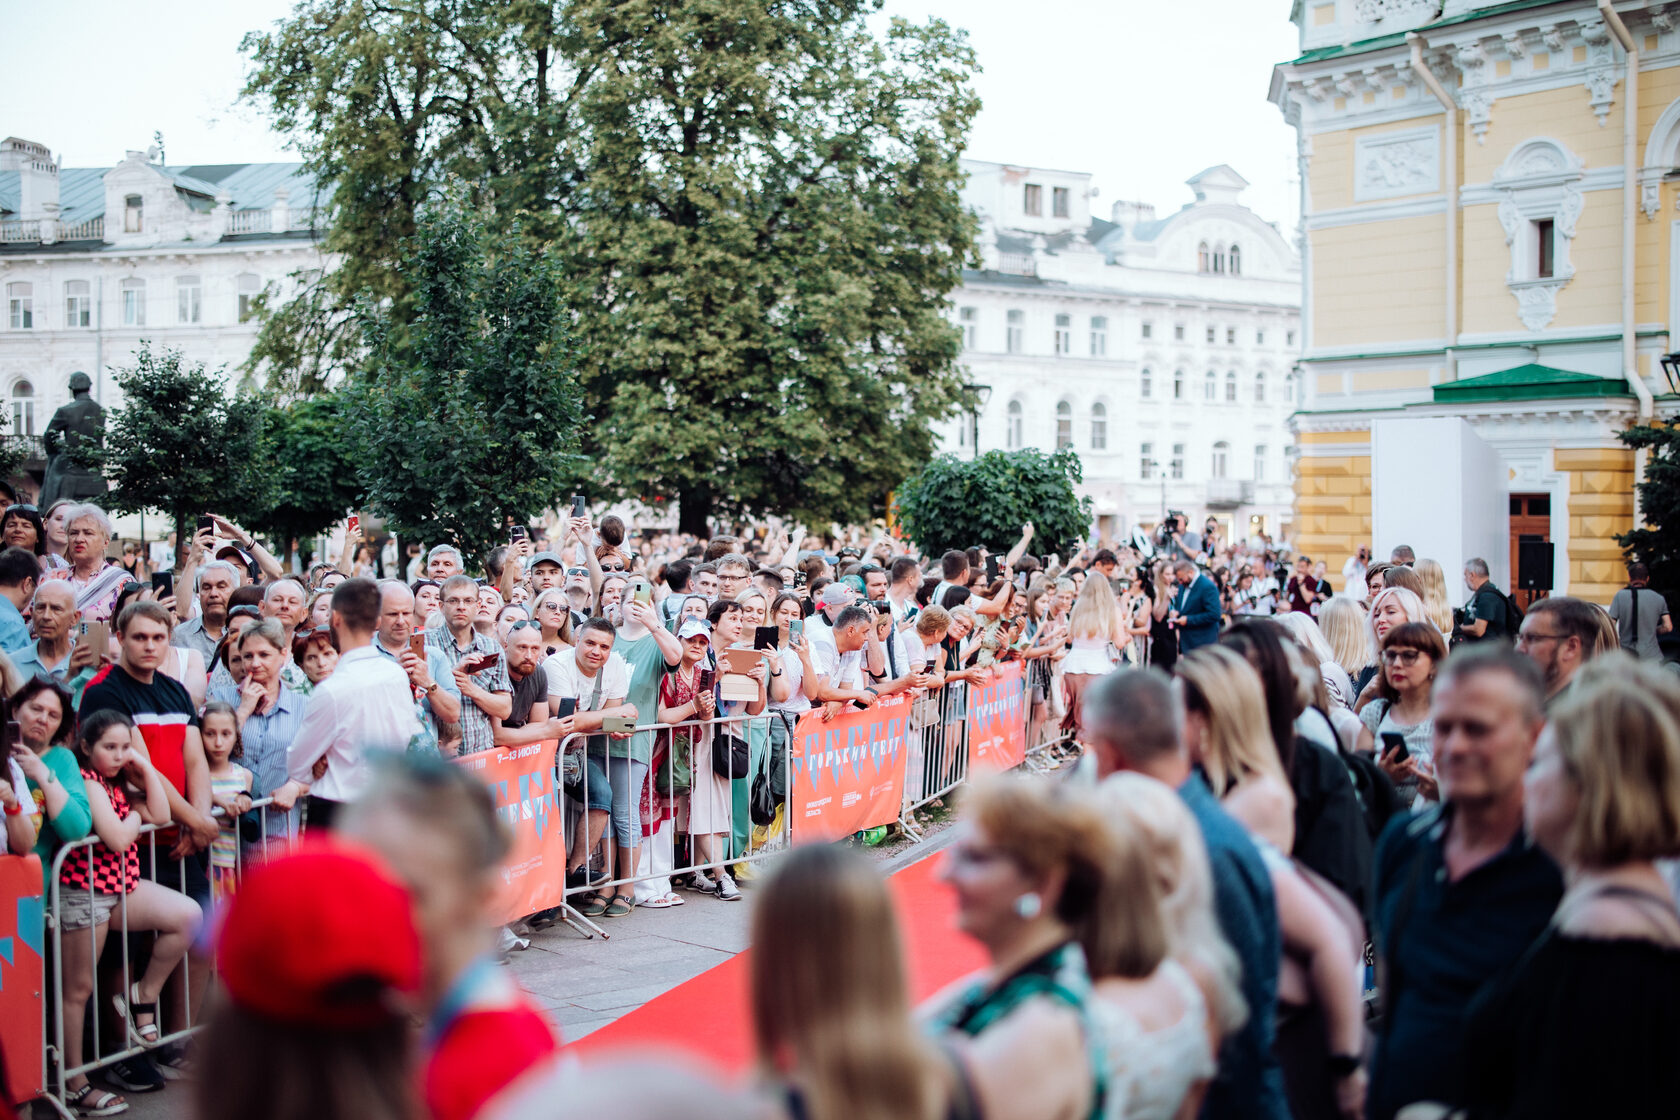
1493, 138, 1584, 331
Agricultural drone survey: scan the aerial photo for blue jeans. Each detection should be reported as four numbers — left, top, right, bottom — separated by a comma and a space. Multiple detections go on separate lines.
562, 755, 613, 815
603, 757, 649, 848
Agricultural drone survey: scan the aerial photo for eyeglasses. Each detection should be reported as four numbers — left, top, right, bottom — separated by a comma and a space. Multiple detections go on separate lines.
5, 504, 37, 515
442, 596, 477, 608
1517, 630, 1567, 645
600, 564, 626, 572
1380, 648, 1424, 666
566, 567, 589, 576
228, 605, 263, 621
506, 619, 540, 633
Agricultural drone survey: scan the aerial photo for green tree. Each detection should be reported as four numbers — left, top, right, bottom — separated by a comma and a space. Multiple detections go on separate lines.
249, 392, 365, 563
99, 344, 273, 555
894, 448, 1092, 561
1618, 423, 1680, 610
343, 199, 584, 562
242, 0, 981, 532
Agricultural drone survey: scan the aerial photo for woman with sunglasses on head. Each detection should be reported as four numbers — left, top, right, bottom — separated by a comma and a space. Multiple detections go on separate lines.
292, 624, 339, 687
529, 588, 573, 659
1357, 621, 1446, 807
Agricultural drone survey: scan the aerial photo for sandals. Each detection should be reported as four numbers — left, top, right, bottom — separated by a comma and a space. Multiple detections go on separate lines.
637, 891, 685, 909
67, 1083, 128, 1116
114, 982, 159, 1046
580, 893, 612, 917
603, 893, 635, 917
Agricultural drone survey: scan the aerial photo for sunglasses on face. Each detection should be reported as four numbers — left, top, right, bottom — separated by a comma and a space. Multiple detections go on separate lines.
1381, 648, 1423, 666
566, 567, 588, 576
600, 564, 626, 572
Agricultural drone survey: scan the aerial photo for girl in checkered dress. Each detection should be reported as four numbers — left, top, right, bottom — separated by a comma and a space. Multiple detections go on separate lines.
58, 710, 204, 1117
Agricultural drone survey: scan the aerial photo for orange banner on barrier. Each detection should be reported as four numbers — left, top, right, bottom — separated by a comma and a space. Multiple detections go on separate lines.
455, 740, 565, 924
788, 695, 912, 842
0, 854, 44, 1105
967, 661, 1030, 774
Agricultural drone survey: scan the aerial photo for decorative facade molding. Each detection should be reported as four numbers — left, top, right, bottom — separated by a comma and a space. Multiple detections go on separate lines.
1457, 41, 1493, 143
1353, 125, 1442, 201
1307, 195, 1447, 231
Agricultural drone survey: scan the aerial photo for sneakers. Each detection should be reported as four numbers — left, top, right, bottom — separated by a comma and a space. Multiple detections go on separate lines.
104, 1056, 165, 1094
153, 1042, 192, 1081
684, 873, 719, 894
495, 925, 531, 963
715, 872, 742, 901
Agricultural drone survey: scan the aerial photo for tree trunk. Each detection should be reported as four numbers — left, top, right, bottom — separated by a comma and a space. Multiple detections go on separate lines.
678, 485, 712, 538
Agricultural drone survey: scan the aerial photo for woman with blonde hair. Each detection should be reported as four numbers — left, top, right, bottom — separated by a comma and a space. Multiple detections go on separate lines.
752, 844, 966, 1120
1061, 575, 1128, 741
1090, 774, 1240, 1120
1413, 559, 1454, 634
1356, 586, 1432, 711
1464, 655, 1680, 1117
929, 777, 1116, 1120
1318, 596, 1376, 696
1176, 647, 1296, 852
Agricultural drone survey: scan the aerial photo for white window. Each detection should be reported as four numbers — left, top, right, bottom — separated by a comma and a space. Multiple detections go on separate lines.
64, 280, 91, 328
1006, 400, 1024, 449
1255, 371, 1266, 403
1257, 329, 1266, 345
1141, 321, 1153, 340
177, 276, 202, 324
1226, 327, 1236, 345
1006, 309, 1024, 354
1225, 371, 1238, 402
1141, 368, 1153, 399
1197, 242, 1210, 272
1054, 314, 1072, 356
1205, 325, 1216, 344
1174, 323, 1185, 341
1055, 400, 1073, 448
1286, 329, 1297, 347
1089, 315, 1107, 357
957, 418, 967, 448
1140, 442, 1155, 478
123, 194, 143, 233
1024, 184, 1043, 217
1173, 370, 1184, 400
121, 279, 146, 326
1213, 246, 1226, 274
1052, 186, 1070, 218
7, 283, 32, 330
1254, 444, 1267, 481
1090, 403, 1108, 450
1212, 441, 1229, 479
238, 273, 263, 324
1229, 244, 1242, 275
1171, 443, 1185, 480
1204, 372, 1217, 401
10, 380, 35, 436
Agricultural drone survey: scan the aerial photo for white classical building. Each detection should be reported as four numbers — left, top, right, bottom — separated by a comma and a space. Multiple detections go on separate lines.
0, 136, 326, 496
944, 158, 1303, 544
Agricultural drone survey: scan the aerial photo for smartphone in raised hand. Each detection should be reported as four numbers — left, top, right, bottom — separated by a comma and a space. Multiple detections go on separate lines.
151, 571, 174, 599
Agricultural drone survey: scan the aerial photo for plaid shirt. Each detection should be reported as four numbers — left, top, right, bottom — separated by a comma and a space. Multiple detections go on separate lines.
427, 627, 512, 756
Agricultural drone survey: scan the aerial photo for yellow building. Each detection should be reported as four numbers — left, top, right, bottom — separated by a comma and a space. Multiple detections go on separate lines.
1270, 0, 1680, 603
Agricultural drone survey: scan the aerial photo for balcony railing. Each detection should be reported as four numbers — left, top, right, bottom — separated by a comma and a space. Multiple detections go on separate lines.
227, 209, 272, 234
57, 217, 103, 240
0, 220, 41, 243
1206, 478, 1255, 509
994, 251, 1037, 277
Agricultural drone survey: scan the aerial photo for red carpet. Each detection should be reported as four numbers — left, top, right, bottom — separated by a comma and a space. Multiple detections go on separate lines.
568, 850, 985, 1067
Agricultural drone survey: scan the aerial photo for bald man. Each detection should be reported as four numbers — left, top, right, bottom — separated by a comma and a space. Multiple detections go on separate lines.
13, 580, 80, 682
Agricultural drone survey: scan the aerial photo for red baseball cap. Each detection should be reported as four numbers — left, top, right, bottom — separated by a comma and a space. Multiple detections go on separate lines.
216, 841, 422, 1028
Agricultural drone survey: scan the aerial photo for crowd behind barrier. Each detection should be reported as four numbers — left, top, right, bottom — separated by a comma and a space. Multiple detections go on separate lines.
1, 654, 1042, 1114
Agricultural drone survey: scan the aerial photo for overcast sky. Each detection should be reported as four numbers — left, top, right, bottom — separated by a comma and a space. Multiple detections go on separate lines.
8, 0, 1302, 228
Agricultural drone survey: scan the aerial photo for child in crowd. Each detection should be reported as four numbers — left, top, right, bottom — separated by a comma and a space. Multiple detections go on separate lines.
202, 701, 256, 902
59, 710, 202, 1116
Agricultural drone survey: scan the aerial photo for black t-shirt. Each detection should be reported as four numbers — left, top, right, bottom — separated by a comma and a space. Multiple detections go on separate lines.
504, 665, 550, 728
1467, 584, 1509, 640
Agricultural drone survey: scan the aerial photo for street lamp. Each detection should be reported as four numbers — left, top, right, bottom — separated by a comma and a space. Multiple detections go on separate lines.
967, 382, 992, 459
1661, 352, 1680, 395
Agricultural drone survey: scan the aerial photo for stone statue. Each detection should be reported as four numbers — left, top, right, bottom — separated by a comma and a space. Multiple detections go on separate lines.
40, 371, 109, 509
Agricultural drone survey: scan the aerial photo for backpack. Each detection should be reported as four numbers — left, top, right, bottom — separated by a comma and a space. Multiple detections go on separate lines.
1502, 589, 1525, 638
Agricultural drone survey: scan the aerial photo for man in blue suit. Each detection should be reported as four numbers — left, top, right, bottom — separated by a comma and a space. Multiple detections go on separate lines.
1170, 559, 1222, 652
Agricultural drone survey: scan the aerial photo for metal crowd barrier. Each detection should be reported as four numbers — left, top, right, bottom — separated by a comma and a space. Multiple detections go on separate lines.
39, 795, 296, 1111
900, 681, 971, 830
545, 710, 794, 939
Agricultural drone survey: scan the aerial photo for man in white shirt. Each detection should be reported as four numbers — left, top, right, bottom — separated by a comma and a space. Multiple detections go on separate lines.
886, 556, 922, 626
283, 578, 424, 831
1247, 558, 1280, 616
1342, 545, 1371, 601
542, 617, 635, 891
807, 605, 882, 720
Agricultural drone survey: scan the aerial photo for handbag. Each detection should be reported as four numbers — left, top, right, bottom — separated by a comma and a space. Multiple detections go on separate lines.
749, 738, 779, 826
713, 732, 751, 779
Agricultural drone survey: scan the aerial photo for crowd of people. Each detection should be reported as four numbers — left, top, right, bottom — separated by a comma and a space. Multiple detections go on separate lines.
4, 491, 1679, 1120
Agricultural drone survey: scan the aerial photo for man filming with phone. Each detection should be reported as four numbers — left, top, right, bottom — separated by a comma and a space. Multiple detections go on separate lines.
428, 574, 512, 757
373, 581, 461, 752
